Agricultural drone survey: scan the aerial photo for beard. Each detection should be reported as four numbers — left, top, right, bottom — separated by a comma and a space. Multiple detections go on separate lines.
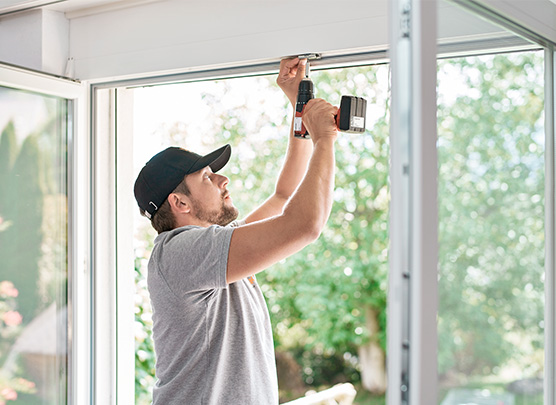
189, 193, 239, 226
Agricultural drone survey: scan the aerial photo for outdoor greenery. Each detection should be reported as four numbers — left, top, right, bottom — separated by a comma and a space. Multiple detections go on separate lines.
134, 50, 545, 404
437, 52, 545, 388
0, 92, 68, 404
0, 122, 44, 320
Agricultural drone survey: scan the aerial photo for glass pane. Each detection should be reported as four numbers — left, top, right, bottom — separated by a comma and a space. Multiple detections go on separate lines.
0, 85, 69, 404
132, 65, 390, 404
437, 3, 545, 403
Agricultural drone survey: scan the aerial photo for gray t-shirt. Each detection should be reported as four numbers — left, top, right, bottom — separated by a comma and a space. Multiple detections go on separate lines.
148, 221, 278, 405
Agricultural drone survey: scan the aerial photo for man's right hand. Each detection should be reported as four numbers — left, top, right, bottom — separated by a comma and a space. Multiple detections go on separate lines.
302, 98, 339, 143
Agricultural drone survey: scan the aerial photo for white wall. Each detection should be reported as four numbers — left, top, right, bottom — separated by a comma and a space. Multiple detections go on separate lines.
68, 0, 389, 81
42, 10, 70, 75
0, 10, 44, 71
0, 9, 68, 76
66, 0, 554, 82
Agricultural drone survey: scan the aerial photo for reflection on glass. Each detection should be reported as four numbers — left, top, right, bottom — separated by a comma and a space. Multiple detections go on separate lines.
437, 51, 545, 405
0, 86, 69, 404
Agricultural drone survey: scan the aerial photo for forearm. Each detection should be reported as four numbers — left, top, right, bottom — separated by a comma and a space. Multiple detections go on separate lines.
282, 138, 335, 235
243, 115, 314, 224
227, 138, 334, 283
227, 100, 336, 282
274, 114, 313, 199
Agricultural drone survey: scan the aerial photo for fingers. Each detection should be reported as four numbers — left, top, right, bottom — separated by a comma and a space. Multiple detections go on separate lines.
295, 58, 307, 78
303, 98, 337, 115
278, 57, 306, 79
283, 57, 300, 68
278, 58, 297, 78
302, 99, 339, 140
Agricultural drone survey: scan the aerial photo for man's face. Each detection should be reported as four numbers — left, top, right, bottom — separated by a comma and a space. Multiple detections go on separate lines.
185, 166, 238, 226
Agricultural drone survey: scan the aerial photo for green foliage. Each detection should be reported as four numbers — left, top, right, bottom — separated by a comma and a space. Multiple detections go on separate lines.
0, 129, 44, 320
292, 346, 360, 386
0, 93, 68, 402
256, 67, 390, 386
0, 121, 17, 216
437, 51, 545, 379
134, 235, 156, 405
353, 385, 385, 405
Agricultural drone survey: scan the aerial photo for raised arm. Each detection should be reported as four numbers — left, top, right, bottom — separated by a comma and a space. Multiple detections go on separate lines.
244, 58, 313, 224
227, 99, 338, 283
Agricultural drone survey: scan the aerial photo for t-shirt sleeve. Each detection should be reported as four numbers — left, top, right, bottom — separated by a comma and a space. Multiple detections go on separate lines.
156, 225, 234, 295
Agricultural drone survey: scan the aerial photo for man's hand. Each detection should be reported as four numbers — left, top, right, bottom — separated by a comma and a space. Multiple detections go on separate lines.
277, 57, 307, 106
302, 99, 339, 143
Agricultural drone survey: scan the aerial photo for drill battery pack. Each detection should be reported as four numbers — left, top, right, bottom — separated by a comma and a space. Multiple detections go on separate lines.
337, 95, 367, 133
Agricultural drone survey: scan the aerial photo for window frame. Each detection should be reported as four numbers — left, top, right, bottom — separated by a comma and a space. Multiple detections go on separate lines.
545, 44, 556, 405
0, 63, 89, 405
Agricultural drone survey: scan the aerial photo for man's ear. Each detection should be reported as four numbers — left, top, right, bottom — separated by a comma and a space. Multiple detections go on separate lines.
168, 193, 190, 214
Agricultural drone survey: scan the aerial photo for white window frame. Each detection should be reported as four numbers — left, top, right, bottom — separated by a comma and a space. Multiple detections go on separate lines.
0, 63, 90, 405
91, 87, 135, 405
388, 1, 438, 404
545, 44, 556, 405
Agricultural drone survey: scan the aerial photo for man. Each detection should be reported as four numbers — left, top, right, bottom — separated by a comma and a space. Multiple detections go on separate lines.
134, 57, 338, 404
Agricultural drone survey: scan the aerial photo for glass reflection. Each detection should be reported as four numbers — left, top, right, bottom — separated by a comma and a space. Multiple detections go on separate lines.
0, 86, 69, 404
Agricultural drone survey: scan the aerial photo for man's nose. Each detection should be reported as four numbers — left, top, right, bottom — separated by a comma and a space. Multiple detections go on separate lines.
217, 174, 229, 188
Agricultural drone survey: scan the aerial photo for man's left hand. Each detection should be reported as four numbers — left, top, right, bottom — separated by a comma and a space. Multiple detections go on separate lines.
277, 57, 307, 106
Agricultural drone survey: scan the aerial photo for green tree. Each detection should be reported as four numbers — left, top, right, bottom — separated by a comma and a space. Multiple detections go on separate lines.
0, 121, 17, 217
134, 247, 156, 405
437, 51, 545, 382
0, 133, 44, 320
259, 67, 390, 395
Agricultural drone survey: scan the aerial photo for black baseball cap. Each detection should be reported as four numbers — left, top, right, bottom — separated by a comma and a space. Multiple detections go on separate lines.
134, 144, 231, 219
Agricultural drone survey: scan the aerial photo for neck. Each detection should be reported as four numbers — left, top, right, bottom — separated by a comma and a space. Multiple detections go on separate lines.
175, 215, 211, 228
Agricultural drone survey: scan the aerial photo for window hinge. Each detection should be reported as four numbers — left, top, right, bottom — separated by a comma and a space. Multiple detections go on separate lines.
401, 3, 411, 39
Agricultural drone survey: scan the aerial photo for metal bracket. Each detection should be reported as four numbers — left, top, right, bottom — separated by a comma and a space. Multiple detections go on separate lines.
295, 53, 322, 60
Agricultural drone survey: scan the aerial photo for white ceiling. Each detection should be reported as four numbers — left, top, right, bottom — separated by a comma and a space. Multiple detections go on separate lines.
0, 0, 160, 17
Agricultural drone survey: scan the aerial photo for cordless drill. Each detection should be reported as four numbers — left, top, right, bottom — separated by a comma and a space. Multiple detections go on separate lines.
293, 75, 314, 139
293, 56, 367, 139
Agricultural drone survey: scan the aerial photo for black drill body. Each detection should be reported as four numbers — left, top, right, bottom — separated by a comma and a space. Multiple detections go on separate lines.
294, 78, 314, 139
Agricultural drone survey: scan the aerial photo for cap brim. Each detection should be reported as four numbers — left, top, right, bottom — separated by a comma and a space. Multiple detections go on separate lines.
190, 144, 231, 174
